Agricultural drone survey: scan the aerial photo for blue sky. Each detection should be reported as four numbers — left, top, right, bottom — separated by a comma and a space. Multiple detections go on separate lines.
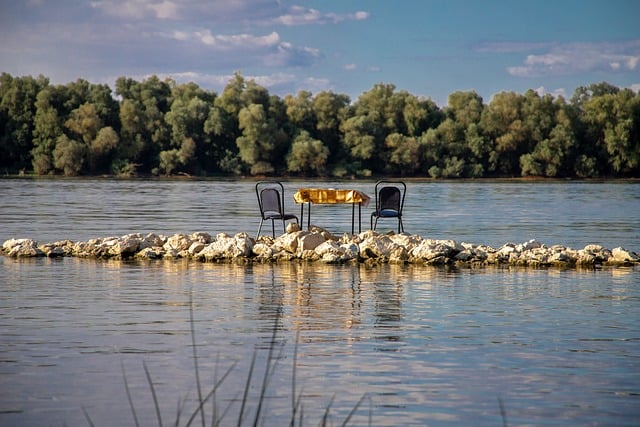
1, 0, 639, 106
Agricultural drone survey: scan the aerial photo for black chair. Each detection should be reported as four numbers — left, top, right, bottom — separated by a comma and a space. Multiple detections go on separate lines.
255, 181, 299, 238
371, 180, 406, 233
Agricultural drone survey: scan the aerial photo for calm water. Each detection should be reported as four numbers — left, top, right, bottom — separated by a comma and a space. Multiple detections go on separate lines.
1, 179, 639, 426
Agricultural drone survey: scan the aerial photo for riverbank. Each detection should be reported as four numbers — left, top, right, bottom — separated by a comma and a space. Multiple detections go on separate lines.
2, 226, 639, 269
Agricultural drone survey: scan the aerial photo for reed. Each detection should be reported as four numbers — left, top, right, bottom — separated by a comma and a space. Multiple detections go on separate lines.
83, 291, 370, 426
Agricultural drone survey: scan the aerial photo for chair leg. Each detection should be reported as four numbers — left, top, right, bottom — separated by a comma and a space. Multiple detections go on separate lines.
257, 219, 264, 239
270, 219, 276, 238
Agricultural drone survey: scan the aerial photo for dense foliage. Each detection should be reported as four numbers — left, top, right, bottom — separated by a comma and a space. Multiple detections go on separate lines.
1, 72, 639, 178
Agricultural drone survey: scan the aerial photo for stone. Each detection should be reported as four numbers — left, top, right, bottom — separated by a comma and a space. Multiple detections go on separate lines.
141, 233, 166, 249
359, 235, 394, 259
164, 234, 192, 251
611, 247, 639, 263
297, 232, 326, 255
135, 247, 164, 259
273, 231, 304, 253
2, 233, 638, 269
190, 231, 212, 244
286, 222, 301, 233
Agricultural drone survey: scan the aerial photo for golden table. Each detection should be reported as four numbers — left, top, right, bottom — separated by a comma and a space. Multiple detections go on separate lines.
293, 188, 371, 234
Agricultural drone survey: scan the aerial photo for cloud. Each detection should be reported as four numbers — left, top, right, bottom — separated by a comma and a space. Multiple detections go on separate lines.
165, 29, 320, 67
272, 5, 369, 26
139, 71, 332, 96
91, 0, 180, 20
533, 86, 567, 99
498, 40, 640, 77
191, 30, 281, 49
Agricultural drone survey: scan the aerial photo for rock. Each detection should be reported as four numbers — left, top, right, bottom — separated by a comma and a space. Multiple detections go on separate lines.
2, 233, 638, 269
112, 234, 142, 256
163, 234, 192, 251
297, 232, 326, 255
188, 242, 206, 255
359, 235, 394, 259
190, 231, 212, 244
252, 242, 274, 259
340, 243, 360, 261
273, 231, 304, 253
135, 247, 164, 259
141, 233, 166, 249
4, 239, 42, 257
196, 233, 253, 261
286, 222, 301, 233
611, 247, 639, 263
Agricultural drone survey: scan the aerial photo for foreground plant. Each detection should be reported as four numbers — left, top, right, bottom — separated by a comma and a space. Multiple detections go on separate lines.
83, 292, 370, 426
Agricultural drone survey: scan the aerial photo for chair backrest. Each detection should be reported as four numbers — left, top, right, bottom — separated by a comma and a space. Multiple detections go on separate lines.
378, 186, 401, 213
375, 180, 406, 215
256, 181, 286, 219
259, 188, 283, 217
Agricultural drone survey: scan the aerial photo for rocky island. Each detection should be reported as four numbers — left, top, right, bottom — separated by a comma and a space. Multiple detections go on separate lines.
2, 224, 639, 269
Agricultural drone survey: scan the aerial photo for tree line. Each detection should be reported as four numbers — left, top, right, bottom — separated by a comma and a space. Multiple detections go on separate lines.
1, 72, 639, 178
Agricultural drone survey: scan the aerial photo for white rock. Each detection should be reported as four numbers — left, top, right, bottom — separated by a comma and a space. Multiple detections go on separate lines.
612, 247, 639, 262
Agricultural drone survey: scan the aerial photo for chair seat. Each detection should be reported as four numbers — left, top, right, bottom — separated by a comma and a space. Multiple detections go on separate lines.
376, 209, 400, 217
264, 213, 297, 220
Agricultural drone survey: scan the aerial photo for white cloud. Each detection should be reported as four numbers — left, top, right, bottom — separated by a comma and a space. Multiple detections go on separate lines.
91, 0, 180, 20
184, 30, 280, 49
273, 5, 370, 26
534, 86, 567, 99
344, 63, 357, 71
504, 40, 640, 77
146, 71, 332, 96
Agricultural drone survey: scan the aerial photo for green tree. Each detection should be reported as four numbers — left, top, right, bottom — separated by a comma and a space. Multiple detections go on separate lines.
164, 82, 215, 174
31, 85, 65, 174
53, 134, 86, 175
115, 75, 172, 175
385, 133, 424, 175
480, 91, 527, 175
0, 73, 49, 171
580, 88, 640, 175
312, 91, 350, 176
236, 103, 287, 175
286, 130, 329, 175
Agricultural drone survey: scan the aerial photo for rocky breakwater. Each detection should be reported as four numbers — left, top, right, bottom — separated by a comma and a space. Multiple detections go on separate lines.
2, 226, 639, 269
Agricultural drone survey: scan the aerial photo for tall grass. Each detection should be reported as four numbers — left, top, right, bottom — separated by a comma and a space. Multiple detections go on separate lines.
83, 291, 370, 426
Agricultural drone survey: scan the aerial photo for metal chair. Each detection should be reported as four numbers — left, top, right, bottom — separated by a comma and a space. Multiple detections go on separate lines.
371, 180, 406, 233
255, 181, 299, 238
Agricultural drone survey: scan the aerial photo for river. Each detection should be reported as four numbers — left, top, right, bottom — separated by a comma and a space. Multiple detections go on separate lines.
1, 178, 639, 426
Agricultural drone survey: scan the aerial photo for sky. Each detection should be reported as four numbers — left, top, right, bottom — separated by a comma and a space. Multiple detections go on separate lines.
1, 0, 639, 106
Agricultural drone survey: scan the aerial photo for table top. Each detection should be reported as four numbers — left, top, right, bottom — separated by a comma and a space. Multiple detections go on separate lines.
294, 188, 370, 206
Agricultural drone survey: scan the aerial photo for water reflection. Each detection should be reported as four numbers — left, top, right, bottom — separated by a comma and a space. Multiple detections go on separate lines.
1, 256, 639, 426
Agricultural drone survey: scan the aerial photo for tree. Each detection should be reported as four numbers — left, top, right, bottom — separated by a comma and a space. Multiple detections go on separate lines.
53, 134, 86, 175
286, 130, 329, 175
165, 83, 214, 174
446, 90, 483, 128
236, 103, 286, 175
0, 73, 49, 171
312, 91, 350, 175
580, 88, 640, 175
115, 75, 172, 174
480, 91, 527, 175
385, 133, 424, 175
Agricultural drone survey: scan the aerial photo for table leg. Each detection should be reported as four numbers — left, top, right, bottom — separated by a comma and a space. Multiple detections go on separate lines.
351, 203, 355, 235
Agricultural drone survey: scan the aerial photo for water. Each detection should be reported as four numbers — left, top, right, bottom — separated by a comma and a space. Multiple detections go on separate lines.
1, 179, 639, 426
